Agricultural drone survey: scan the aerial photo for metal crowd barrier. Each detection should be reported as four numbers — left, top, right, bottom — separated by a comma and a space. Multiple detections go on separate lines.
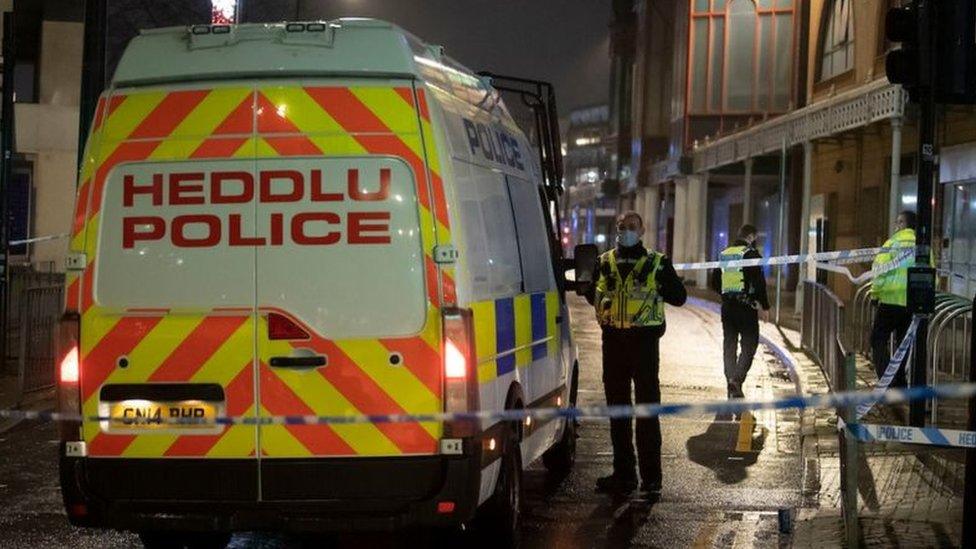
850, 282, 875, 359
835, 332, 860, 548
829, 285, 974, 545
928, 294, 973, 426
836, 297, 976, 547
801, 279, 847, 389
4, 266, 64, 375
15, 284, 64, 402
848, 280, 973, 427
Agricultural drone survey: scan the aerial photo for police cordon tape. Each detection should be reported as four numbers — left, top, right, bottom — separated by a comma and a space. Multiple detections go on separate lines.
671, 246, 916, 285
2, 238, 914, 284
815, 248, 916, 285
839, 417, 976, 449
8, 233, 69, 247
856, 315, 921, 420
671, 246, 885, 271
2, 382, 975, 427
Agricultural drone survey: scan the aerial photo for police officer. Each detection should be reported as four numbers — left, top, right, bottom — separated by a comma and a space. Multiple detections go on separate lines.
870, 211, 917, 388
586, 211, 686, 495
712, 224, 769, 399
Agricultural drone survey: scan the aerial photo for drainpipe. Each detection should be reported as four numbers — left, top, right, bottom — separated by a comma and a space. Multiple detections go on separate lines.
888, 117, 904, 234
697, 173, 709, 289
796, 141, 813, 314
645, 184, 659, 249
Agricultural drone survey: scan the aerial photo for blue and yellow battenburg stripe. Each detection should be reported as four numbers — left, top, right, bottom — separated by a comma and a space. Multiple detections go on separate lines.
471, 291, 559, 383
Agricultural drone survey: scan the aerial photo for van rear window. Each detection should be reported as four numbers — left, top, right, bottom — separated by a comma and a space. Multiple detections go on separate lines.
95, 157, 427, 338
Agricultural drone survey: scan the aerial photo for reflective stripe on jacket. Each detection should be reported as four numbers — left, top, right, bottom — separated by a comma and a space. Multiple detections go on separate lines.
720, 245, 747, 295
594, 248, 665, 328
871, 228, 916, 307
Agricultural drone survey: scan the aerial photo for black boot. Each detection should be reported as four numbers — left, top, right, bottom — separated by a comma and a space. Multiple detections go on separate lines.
640, 479, 662, 493
595, 473, 638, 494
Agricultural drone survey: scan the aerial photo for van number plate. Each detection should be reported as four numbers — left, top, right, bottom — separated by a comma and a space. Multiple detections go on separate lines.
106, 400, 220, 432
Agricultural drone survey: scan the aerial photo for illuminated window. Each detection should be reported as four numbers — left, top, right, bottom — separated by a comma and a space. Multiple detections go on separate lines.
576, 167, 600, 185
689, 0, 795, 114
574, 136, 601, 147
818, 0, 855, 81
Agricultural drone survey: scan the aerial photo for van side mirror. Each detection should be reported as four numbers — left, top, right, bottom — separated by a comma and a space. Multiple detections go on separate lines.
571, 244, 599, 296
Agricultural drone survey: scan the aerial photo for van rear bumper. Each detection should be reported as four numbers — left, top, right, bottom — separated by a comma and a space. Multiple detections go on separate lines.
60, 448, 483, 532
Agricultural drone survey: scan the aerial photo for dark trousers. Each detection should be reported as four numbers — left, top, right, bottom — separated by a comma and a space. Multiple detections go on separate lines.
721, 301, 759, 398
601, 328, 662, 484
871, 304, 912, 388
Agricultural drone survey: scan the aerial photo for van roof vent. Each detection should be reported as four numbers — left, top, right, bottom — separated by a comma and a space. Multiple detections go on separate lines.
113, 19, 423, 86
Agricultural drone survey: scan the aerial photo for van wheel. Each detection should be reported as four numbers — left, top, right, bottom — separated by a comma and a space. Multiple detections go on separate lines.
542, 414, 577, 474
138, 531, 231, 549
474, 432, 522, 548
542, 366, 579, 474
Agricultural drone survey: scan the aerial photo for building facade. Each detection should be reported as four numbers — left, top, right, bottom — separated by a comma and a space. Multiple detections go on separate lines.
611, 0, 802, 291
610, 0, 976, 313
5, 1, 83, 271
561, 105, 618, 253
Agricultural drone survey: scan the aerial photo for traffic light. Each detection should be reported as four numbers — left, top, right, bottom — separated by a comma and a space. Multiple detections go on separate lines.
885, 3, 918, 98
886, 0, 976, 104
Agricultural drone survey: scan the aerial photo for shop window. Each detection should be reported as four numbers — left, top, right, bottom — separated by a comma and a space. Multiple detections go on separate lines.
689, 0, 795, 114
818, 0, 855, 82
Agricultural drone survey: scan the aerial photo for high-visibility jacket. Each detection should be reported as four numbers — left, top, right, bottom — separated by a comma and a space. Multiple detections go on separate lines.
871, 228, 916, 307
594, 248, 665, 328
719, 245, 748, 295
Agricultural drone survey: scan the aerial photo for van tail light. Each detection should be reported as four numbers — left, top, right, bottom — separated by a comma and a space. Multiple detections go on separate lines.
57, 312, 82, 442
60, 347, 79, 383
268, 312, 310, 340
442, 308, 479, 438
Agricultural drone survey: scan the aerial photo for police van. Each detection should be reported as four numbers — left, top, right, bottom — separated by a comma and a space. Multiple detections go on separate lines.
57, 19, 578, 546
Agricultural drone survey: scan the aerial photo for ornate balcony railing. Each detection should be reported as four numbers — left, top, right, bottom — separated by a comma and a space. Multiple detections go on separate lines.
649, 79, 907, 182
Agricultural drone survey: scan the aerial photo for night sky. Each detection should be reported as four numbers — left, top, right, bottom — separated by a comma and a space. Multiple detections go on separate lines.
254, 0, 613, 114
101, 0, 612, 115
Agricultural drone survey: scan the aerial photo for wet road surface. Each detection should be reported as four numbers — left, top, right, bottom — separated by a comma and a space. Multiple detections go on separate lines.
0, 296, 803, 547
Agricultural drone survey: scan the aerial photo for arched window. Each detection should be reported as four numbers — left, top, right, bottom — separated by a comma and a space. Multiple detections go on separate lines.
727, 0, 757, 110
688, 0, 794, 114
819, 0, 855, 81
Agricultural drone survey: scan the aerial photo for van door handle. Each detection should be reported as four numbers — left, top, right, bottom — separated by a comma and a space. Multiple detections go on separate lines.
269, 355, 327, 368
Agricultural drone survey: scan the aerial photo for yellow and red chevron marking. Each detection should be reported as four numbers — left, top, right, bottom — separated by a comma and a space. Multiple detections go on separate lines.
249, 85, 455, 308
83, 314, 258, 458
255, 313, 440, 457
248, 85, 446, 456
71, 83, 450, 458
68, 86, 256, 316
73, 86, 259, 458
408, 87, 457, 305
257, 361, 357, 456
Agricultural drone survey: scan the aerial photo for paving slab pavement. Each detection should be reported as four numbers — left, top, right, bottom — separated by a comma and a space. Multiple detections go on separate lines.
686, 288, 965, 547
763, 316, 964, 547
